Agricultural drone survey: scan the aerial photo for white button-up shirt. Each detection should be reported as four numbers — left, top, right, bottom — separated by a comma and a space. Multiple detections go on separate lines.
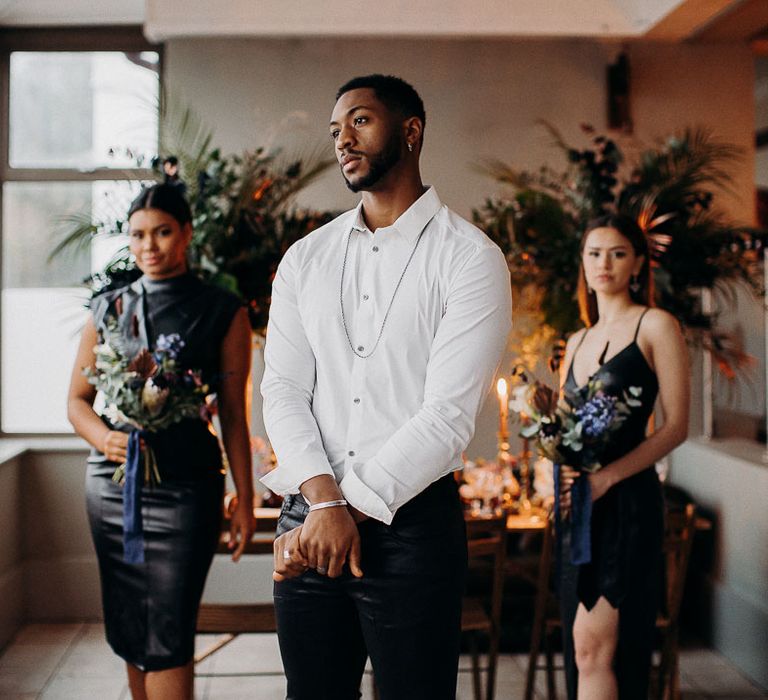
260, 186, 512, 524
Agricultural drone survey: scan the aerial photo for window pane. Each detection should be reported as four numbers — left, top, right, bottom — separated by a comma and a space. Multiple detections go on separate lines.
1, 287, 89, 433
2, 181, 139, 287
1, 181, 140, 433
9, 51, 159, 169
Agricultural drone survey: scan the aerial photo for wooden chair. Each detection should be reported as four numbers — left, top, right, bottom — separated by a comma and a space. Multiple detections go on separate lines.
526, 501, 698, 700
654, 502, 697, 700
523, 515, 557, 700
461, 515, 508, 700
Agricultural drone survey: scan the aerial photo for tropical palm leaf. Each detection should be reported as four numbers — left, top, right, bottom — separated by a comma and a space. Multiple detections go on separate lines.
474, 122, 765, 381
48, 213, 99, 260
635, 128, 742, 201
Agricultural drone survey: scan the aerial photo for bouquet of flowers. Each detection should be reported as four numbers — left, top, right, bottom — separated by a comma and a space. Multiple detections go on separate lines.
85, 317, 211, 484
510, 368, 642, 473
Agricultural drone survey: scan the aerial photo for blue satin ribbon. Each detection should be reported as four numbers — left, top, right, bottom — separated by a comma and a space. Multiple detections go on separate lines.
123, 429, 149, 564
554, 463, 594, 566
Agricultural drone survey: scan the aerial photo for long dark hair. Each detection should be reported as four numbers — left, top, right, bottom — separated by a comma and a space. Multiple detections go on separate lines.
577, 214, 653, 327
127, 183, 192, 227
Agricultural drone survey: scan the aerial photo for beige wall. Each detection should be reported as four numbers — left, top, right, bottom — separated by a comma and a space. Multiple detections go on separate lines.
166, 37, 757, 457
165, 38, 754, 223
669, 438, 768, 690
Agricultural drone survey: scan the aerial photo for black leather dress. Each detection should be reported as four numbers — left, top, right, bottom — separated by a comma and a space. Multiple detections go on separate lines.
559, 308, 664, 699
85, 273, 242, 671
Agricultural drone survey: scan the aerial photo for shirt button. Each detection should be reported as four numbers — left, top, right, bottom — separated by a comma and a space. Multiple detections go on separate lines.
353, 397, 360, 404
348, 450, 356, 457
357, 345, 364, 352
372, 246, 379, 252
362, 294, 369, 301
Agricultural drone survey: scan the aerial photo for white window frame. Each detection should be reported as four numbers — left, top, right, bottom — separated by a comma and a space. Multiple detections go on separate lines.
0, 26, 162, 436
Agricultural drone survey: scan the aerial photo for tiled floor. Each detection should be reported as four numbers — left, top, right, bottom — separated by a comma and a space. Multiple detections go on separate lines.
0, 623, 765, 699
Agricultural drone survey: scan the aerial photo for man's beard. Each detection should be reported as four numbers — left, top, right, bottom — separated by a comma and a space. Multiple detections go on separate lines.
342, 131, 402, 193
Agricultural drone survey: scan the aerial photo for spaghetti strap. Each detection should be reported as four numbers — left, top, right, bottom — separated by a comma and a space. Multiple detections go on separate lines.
571, 327, 590, 364
633, 307, 650, 342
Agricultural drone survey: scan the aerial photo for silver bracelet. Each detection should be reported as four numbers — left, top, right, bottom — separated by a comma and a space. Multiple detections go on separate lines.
307, 499, 348, 512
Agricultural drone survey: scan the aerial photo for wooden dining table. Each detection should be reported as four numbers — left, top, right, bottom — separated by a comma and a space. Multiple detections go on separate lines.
200, 499, 711, 676
217, 504, 552, 555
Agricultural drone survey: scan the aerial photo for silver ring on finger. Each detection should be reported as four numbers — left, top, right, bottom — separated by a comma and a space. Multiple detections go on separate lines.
283, 550, 291, 560
316, 566, 328, 575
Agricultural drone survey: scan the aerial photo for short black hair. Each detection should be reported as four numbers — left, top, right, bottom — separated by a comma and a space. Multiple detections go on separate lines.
336, 74, 426, 137
127, 183, 192, 227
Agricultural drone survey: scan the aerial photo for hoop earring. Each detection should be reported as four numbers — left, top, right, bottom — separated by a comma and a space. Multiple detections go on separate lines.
630, 275, 640, 294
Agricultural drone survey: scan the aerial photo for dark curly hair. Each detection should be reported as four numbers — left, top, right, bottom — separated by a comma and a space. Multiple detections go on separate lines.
336, 74, 426, 145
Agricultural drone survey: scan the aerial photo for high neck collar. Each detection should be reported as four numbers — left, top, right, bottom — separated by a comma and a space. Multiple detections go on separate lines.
140, 271, 199, 294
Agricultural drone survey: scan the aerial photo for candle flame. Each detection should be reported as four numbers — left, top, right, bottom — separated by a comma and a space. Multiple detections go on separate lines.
496, 377, 508, 398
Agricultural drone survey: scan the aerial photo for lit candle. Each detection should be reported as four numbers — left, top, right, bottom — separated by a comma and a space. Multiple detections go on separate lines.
496, 378, 509, 436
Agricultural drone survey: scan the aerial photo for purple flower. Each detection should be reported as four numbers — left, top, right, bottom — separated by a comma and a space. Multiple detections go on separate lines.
574, 392, 617, 438
155, 333, 185, 359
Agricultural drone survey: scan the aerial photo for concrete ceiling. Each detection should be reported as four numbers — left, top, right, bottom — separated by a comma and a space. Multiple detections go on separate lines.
0, 0, 765, 44
0, 0, 144, 26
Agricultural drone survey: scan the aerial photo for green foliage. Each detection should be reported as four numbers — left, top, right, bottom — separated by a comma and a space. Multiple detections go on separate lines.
54, 93, 336, 334
474, 124, 766, 376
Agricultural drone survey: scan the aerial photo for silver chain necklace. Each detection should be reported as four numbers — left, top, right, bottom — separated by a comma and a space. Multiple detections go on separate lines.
340, 221, 431, 359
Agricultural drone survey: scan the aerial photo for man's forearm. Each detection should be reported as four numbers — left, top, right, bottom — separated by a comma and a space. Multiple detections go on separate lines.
299, 474, 343, 504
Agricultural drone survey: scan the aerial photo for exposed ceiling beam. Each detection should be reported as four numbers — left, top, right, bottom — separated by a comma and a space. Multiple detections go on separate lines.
643, 0, 740, 40
694, 0, 768, 42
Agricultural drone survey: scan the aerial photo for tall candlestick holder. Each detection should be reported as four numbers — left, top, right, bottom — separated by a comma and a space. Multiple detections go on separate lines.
496, 377, 518, 511
517, 426, 533, 512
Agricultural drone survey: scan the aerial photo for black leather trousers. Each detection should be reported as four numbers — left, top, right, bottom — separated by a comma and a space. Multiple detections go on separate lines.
273, 474, 468, 700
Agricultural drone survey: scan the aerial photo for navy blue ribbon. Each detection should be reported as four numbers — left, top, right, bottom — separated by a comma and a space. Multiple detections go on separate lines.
554, 463, 593, 566
123, 429, 149, 564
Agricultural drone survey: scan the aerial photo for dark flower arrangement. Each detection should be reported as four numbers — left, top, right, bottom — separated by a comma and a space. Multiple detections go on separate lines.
85, 321, 210, 484
474, 123, 767, 377
510, 366, 643, 472
53, 98, 336, 335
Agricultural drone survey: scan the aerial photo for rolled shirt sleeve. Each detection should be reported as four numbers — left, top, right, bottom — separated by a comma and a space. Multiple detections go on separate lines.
339, 245, 512, 523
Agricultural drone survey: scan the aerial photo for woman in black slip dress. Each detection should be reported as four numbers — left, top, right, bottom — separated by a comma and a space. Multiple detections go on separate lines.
558, 214, 690, 699
67, 184, 256, 700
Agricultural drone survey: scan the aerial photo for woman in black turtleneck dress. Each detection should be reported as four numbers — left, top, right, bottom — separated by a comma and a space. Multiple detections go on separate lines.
68, 184, 255, 699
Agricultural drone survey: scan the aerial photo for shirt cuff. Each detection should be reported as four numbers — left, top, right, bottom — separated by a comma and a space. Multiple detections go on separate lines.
259, 453, 335, 495
339, 465, 395, 525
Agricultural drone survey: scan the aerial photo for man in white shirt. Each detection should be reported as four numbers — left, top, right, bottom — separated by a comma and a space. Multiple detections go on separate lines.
262, 74, 512, 700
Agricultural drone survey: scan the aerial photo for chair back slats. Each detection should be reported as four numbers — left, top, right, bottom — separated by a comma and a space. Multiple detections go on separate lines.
463, 514, 508, 700
525, 501, 699, 700
468, 536, 504, 558
662, 502, 697, 622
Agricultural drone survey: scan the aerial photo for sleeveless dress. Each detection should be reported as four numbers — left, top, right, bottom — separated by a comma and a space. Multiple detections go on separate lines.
559, 308, 664, 699
85, 272, 242, 671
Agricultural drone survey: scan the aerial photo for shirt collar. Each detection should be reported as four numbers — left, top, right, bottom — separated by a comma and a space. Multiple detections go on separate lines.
350, 186, 442, 243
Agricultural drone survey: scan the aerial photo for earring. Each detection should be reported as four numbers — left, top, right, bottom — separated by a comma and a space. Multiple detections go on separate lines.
630, 275, 640, 294
407, 143, 413, 152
